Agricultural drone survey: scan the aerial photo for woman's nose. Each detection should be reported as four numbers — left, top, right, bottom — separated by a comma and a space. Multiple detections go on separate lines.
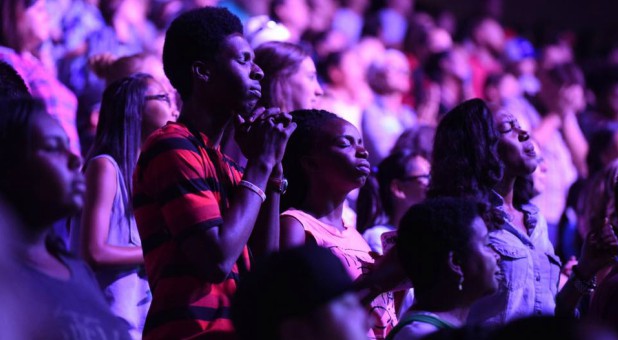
357, 146, 369, 158
68, 152, 82, 170
518, 129, 530, 142
315, 83, 324, 97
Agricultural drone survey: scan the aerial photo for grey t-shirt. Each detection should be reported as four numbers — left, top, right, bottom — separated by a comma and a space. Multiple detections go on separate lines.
21, 253, 132, 340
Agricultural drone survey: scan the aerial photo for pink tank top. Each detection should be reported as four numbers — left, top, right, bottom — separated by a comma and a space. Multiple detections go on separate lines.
282, 209, 398, 339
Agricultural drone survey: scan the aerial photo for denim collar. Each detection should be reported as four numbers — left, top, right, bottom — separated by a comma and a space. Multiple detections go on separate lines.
490, 190, 539, 239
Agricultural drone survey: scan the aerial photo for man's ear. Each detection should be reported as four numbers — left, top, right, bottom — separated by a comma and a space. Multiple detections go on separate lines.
448, 250, 463, 276
192, 61, 210, 81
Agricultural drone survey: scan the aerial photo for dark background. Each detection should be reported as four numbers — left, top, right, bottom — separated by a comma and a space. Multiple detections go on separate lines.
416, 0, 618, 60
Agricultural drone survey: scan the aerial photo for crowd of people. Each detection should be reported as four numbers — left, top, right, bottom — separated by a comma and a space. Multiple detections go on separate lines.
1, 0, 618, 339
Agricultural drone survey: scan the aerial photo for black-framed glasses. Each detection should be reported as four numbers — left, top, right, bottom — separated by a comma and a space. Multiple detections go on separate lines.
145, 93, 171, 108
401, 174, 431, 182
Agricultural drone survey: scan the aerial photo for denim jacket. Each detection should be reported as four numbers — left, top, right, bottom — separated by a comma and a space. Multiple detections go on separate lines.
468, 192, 562, 327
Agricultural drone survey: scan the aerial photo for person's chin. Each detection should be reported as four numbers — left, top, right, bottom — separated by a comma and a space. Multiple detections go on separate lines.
525, 163, 537, 175
70, 197, 85, 212
240, 100, 259, 117
356, 174, 368, 187
68, 187, 85, 207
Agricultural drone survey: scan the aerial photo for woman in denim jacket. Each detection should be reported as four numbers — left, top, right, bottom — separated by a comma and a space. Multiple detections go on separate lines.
428, 98, 618, 327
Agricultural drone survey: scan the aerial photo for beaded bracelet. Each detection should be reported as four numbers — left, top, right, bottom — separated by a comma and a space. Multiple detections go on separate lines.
571, 265, 597, 295
239, 180, 266, 203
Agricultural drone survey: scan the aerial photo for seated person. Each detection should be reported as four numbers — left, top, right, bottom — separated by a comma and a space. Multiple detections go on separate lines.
388, 197, 500, 340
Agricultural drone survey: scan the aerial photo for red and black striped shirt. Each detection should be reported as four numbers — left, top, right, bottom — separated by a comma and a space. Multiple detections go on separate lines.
133, 122, 249, 340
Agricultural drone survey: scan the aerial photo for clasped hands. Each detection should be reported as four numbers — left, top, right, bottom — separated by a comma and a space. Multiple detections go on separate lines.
234, 107, 296, 166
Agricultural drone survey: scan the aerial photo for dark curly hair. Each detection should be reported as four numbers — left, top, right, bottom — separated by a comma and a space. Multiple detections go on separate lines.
397, 197, 487, 294
162, 6, 243, 101
281, 109, 342, 211
428, 98, 502, 201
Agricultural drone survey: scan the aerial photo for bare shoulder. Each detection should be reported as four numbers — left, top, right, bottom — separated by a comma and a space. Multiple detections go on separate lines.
280, 214, 306, 248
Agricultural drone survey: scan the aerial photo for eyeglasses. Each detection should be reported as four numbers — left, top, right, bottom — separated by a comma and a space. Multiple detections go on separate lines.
401, 174, 431, 182
145, 93, 171, 108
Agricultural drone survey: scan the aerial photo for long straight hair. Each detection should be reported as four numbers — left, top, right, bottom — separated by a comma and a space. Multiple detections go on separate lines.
254, 41, 311, 113
85, 73, 152, 197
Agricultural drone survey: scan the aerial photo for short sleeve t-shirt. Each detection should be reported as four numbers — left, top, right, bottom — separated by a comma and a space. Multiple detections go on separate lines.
133, 122, 248, 339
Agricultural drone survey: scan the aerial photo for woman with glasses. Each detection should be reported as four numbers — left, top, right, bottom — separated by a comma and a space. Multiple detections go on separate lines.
356, 149, 430, 319
357, 149, 430, 255
71, 73, 176, 338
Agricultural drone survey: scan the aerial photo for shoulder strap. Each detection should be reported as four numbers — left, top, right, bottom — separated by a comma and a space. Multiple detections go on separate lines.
385, 313, 456, 340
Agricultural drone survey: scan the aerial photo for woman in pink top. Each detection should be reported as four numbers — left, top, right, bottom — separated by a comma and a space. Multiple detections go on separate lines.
280, 109, 397, 339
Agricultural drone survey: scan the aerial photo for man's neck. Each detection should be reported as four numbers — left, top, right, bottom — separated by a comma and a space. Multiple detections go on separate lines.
179, 99, 233, 148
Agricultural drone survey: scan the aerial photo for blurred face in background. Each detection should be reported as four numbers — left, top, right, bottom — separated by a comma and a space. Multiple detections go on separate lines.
339, 50, 365, 90
444, 47, 471, 81
287, 57, 324, 110
383, 51, 411, 94
395, 155, 430, 206
475, 18, 505, 55
306, 0, 336, 34
428, 28, 453, 54
21, 0, 50, 50
275, 0, 311, 35
142, 79, 177, 139
539, 44, 573, 71
498, 73, 522, 101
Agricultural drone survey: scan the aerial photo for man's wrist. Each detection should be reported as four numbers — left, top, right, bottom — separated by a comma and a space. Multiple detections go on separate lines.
571, 265, 597, 295
267, 177, 288, 194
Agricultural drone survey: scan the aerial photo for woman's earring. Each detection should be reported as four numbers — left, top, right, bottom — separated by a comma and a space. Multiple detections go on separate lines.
458, 275, 464, 291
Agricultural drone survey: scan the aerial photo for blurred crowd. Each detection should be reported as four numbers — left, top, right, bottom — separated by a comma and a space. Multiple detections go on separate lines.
2, 0, 618, 339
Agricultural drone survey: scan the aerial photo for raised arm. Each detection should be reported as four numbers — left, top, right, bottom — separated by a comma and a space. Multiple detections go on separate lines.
556, 221, 618, 316
249, 163, 285, 257
172, 110, 295, 283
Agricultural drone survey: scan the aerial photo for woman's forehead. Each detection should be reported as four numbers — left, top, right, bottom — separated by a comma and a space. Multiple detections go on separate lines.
494, 110, 515, 121
30, 113, 66, 140
322, 118, 359, 136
